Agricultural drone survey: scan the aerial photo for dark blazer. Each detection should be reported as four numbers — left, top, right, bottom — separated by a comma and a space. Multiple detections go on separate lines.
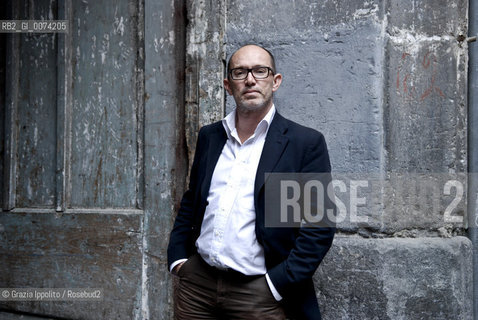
167, 112, 335, 320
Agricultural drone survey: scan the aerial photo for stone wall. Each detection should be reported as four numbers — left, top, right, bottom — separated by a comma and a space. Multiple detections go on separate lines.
191, 0, 472, 318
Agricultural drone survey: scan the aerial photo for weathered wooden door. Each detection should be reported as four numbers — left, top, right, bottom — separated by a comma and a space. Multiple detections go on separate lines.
0, 0, 186, 319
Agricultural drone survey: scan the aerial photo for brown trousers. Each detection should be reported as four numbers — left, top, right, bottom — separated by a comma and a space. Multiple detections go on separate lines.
174, 254, 286, 320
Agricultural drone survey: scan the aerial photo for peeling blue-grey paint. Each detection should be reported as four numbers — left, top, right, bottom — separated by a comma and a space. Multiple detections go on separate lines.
70, 1, 142, 209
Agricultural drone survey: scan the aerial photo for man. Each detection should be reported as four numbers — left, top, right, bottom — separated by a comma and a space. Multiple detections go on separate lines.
168, 44, 335, 319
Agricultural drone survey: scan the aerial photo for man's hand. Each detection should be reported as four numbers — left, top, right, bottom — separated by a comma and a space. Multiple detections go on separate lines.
173, 261, 185, 275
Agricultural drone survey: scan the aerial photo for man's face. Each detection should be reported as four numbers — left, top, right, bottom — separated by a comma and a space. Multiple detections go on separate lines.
224, 45, 282, 113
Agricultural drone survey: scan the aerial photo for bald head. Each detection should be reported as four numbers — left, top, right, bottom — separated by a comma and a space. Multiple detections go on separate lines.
227, 44, 277, 76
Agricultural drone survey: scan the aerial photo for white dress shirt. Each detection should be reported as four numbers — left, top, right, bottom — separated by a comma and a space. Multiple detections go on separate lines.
196, 105, 273, 273
171, 105, 282, 301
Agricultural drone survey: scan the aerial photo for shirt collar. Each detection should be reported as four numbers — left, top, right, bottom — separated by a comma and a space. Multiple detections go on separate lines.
222, 104, 276, 143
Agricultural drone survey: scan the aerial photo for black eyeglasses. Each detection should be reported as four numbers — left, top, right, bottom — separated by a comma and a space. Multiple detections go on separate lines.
229, 67, 274, 80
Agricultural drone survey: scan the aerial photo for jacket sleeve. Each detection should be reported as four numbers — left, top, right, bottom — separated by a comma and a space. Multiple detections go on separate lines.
167, 127, 207, 268
267, 131, 336, 296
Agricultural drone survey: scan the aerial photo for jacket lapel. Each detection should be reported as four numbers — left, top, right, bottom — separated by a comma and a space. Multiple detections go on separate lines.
200, 125, 227, 201
254, 113, 289, 199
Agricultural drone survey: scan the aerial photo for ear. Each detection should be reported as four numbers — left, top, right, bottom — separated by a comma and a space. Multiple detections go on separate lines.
272, 73, 282, 92
224, 78, 233, 95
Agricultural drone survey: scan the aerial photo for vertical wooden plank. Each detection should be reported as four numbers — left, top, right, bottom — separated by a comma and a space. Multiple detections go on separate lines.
142, 0, 187, 318
55, 0, 66, 211
2, 0, 20, 211
55, 0, 72, 212
69, 0, 141, 209
135, 0, 145, 211
16, 0, 58, 208
64, 0, 73, 210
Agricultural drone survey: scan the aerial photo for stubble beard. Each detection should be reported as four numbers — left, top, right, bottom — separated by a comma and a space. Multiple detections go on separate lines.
236, 93, 273, 114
